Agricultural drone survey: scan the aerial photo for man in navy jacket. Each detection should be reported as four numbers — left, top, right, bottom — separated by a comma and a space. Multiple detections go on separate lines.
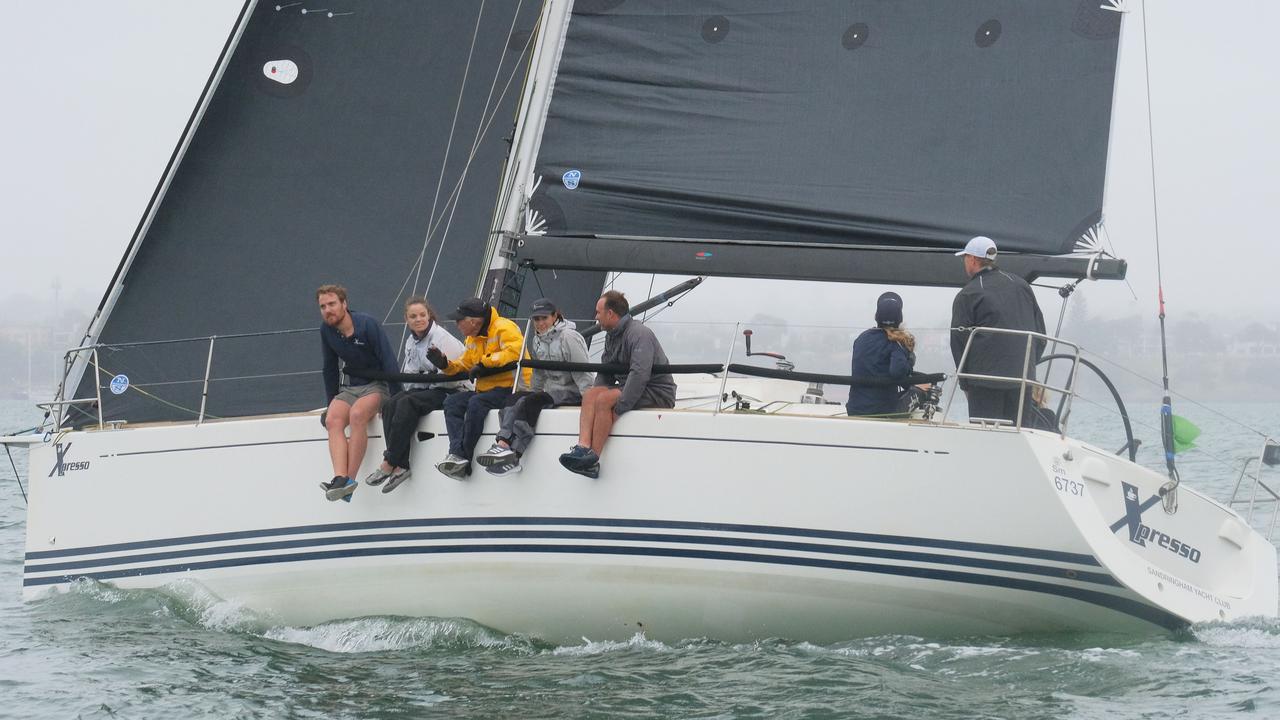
317, 284, 401, 501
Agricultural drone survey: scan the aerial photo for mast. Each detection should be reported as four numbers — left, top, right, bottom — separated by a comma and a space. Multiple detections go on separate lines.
479, 0, 576, 309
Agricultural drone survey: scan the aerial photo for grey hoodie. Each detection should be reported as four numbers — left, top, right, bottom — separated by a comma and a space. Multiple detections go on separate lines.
528, 318, 593, 404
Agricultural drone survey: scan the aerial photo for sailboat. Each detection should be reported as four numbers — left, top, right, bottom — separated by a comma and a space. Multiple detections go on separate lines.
3, 0, 1275, 642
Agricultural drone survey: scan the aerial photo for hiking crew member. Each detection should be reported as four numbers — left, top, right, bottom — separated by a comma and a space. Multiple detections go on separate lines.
317, 284, 401, 502
950, 236, 1047, 424
477, 298, 594, 476
559, 290, 676, 479
363, 296, 467, 493
432, 298, 531, 479
847, 292, 919, 417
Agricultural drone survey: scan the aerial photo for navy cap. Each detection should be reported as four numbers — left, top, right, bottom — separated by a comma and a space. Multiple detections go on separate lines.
447, 298, 489, 321
530, 298, 558, 318
875, 292, 903, 328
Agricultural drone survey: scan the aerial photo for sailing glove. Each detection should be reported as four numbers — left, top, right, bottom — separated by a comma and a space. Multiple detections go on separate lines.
425, 346, 448, 369
467, 364, 484, 380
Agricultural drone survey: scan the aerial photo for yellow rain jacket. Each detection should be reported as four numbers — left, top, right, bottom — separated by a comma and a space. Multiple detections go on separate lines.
442, 306, 533, 392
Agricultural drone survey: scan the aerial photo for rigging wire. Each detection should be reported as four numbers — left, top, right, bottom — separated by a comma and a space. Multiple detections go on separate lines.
383, 0, 535, 325
409, 0, 487, 306
4, 443, 26, 505
421, 0, 531, 304
1140, 0, 1180, 513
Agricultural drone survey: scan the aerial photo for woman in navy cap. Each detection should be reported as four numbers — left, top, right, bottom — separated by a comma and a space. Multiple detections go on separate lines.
476, 298, 593, 475
846, 292, 920, 418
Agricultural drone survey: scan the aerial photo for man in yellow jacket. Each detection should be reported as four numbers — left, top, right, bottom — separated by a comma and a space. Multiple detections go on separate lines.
429, 298, 532, 478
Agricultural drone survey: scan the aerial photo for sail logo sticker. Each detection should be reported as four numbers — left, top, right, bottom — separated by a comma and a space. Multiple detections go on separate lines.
47, 442, 89, 477
263, 59, 299, 85
562, 170, 581, 190
1113, 482, 1201, 563
109, 374, 130, 395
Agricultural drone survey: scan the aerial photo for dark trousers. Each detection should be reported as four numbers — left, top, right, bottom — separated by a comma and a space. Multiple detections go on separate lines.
965, 387, 1033, 425
381, 387, 451, 469
497, 391, 561, 455
443, 387, 512, 459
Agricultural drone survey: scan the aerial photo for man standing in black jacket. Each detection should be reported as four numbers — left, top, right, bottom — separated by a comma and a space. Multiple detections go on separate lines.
950, 236, 1046, 425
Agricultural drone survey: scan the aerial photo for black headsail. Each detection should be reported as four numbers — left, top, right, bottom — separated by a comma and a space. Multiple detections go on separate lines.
71, 0, 540, 427
511, 0, 1127, 290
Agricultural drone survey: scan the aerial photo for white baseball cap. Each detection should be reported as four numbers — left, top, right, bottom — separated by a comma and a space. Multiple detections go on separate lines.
955, 235, 998, 259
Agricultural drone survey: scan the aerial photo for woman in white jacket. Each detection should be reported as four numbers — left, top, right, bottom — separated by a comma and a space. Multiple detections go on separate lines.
476, 298, 592, 476
364, 297, 466, 492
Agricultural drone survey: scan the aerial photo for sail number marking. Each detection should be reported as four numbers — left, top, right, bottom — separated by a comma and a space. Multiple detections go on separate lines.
1054, 475, 1084, 497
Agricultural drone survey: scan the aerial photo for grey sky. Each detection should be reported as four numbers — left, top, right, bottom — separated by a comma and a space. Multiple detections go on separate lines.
1, 1, 1277, 334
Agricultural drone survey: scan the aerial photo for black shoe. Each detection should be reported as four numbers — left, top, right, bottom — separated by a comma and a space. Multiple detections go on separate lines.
559, 445, 599, 471
321, 476, 356, 502
567, 462, 600, 480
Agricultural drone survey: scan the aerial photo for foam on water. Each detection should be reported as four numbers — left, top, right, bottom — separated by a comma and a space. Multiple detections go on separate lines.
263, 616, 520, 654
1192, 617, 1280, 648
550, 631, 672, 656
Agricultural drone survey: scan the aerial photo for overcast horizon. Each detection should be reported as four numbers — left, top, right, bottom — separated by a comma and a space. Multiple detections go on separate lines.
2, 1, 1278, 339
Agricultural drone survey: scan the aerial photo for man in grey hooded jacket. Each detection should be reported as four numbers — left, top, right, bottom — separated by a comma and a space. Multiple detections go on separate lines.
476, 298, 594, 475
558, 290, 676, 478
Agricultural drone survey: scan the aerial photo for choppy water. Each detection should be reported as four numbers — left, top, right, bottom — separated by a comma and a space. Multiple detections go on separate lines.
2, 399, 1278, 719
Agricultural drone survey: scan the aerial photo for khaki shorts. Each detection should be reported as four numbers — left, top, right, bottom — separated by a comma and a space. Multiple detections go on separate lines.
333, 381, 390, 406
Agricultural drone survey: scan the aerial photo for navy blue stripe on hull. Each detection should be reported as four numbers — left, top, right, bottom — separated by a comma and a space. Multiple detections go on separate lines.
25, 516, 1100, 566
22, 542, 1184, 630
23, 529, 1120, 587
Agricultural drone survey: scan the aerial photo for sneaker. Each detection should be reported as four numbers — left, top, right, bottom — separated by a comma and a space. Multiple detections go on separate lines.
436, 454, 472, 480
476, 443, 517, 467
321, 476, 356, 502
364, 466, 392, 486
558, 445, 599, 471
567, 462, 600, 480
485, 459, 522, 477
381, 467, 412, 494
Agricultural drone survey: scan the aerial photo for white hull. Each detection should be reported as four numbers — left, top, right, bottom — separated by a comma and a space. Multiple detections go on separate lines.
20, 407, 1276, 642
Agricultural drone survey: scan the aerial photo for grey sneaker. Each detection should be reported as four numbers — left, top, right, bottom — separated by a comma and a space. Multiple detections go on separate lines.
476, 443, 517, 467
485, 459, 522, 477
436, 454, 472, 480
364, 466, 392, 486
381, 467, 412, 494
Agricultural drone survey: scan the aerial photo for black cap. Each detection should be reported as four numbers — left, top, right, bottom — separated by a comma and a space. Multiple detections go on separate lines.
530, 298, 557, 318
875, 292, 903, 327
447, 298, 489, 321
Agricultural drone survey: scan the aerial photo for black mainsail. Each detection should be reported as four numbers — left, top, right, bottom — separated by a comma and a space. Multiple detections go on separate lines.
72, 1, 540, 426
509, 0, 1127, 290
